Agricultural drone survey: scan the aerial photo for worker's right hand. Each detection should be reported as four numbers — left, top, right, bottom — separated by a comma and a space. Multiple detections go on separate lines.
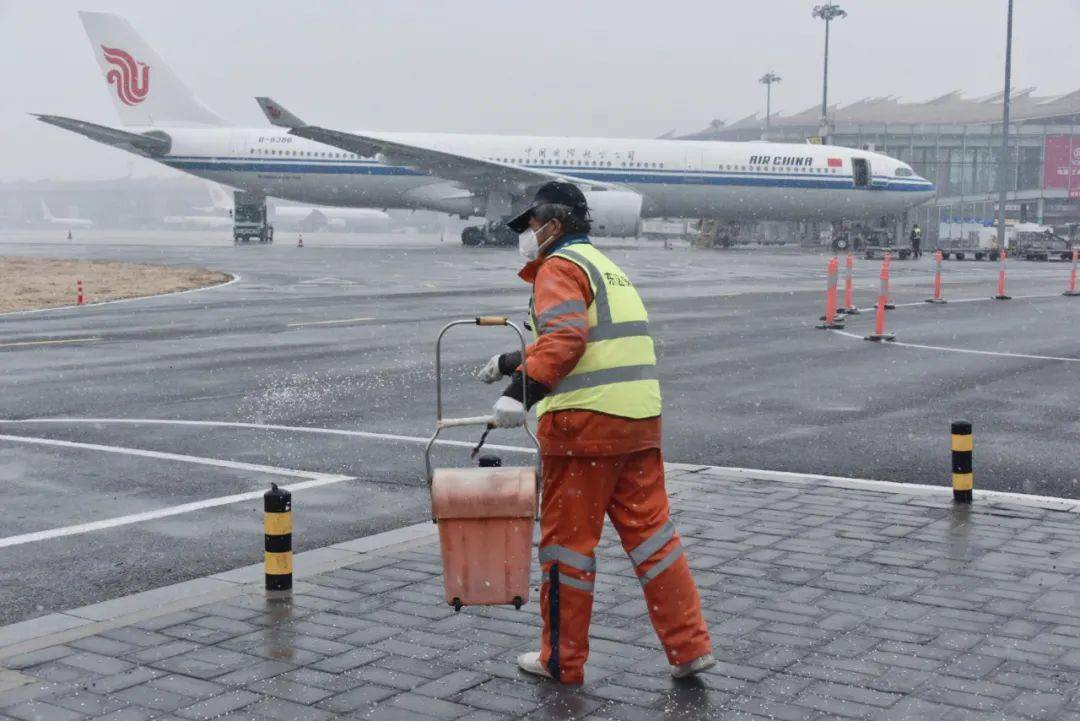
476, 354, 504, 384
492, 396, 526, 428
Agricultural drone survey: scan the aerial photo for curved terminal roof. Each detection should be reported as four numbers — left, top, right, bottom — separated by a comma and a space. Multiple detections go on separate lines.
684, 88, 1080, 140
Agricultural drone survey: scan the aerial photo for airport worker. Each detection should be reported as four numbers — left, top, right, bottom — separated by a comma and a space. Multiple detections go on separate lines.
476, 181, 714, 684
910, 223, 922, 259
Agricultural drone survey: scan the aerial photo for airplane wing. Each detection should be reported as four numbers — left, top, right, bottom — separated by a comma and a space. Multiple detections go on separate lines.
254, 97, 623, 195
33, 114, 170, 156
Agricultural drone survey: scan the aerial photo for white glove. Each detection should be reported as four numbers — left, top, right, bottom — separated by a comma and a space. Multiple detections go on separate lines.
477, 354, 503, 384
492, 396, 526, 428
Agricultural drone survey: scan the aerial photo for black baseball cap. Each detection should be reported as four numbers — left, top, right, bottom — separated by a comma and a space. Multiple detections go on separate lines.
506, 181, 589, 233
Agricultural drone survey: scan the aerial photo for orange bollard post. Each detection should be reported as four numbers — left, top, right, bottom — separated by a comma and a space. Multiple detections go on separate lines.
882, 251, 896, 310
993, 247, 1011, 300
816, 256, 845, 329
926, 250, 947, 304
1064, 248, 1079, 297
839, 251, 859, 314
864, 256, 896, 342
77, 279, 84, 306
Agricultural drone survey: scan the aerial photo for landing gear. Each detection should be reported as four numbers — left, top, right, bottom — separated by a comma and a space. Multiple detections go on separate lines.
461, 226, 484, 247
461, 221, 518, 248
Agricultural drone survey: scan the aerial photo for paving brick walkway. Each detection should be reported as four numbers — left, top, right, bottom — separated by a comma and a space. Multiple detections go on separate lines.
2, 465, 1080, 720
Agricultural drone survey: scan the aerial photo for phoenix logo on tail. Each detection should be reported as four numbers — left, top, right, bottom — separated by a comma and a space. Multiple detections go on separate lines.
101, 46, 150, 106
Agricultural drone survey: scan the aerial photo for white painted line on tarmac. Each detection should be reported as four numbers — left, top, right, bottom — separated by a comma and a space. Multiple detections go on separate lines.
890, 293, 1053, 308
0, 433, 345, 480
2, 417, 535, 454
0, 475, 353, 550
0, 274, 240, 319
6, 418, 1080, 509
0, 337, 100, 349
0, 433, 354, 549
831, 329, 1080, 363
287, 316, 375, 328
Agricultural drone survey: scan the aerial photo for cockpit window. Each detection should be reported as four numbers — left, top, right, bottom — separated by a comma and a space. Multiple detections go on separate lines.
896, 167, 914, 177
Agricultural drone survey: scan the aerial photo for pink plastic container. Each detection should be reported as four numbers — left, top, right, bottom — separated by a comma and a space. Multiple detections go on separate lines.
430, 466, 536, 610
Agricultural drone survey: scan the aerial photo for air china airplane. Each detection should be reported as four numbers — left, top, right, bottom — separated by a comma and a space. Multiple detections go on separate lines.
38, 12, 934, 246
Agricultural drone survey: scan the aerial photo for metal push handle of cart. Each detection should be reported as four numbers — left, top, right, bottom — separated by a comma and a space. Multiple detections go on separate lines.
424, 316, 541, 486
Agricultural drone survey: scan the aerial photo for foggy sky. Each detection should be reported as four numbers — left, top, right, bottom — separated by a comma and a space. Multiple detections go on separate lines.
2, 0, 1077, 182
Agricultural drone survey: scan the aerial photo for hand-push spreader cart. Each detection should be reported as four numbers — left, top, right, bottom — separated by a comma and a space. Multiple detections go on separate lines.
425, 316, 541, 612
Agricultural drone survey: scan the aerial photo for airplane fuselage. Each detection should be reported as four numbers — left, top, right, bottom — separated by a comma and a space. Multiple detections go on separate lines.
151, 128, 934, 223
43, 217, 95, 228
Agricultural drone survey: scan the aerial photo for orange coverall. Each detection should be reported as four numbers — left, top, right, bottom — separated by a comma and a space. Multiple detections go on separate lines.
516, 246, 712, 684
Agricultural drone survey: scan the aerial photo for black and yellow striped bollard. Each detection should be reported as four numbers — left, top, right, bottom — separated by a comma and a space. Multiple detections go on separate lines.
264, 483, 293, 591
951, 420, 973, 504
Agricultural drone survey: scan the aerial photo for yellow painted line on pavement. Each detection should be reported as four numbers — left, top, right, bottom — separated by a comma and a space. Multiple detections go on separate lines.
287, 317, 374, 328
0, 337, 100, 349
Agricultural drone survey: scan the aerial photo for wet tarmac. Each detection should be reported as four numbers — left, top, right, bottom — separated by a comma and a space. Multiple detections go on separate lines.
1, 229, 1078, 624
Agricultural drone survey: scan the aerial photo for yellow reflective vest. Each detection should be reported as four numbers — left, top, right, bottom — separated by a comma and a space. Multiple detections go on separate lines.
531, 243, 662, 419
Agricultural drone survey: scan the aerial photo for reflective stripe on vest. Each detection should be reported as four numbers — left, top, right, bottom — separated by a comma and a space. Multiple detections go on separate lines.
532, 243, 662, 419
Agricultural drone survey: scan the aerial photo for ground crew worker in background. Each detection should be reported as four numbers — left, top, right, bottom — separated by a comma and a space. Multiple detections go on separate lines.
477, 181, 714, 684
910, 223, 922, 259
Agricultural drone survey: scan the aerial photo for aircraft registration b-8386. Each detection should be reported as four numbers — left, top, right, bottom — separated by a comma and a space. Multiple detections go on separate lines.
37, 11, 934, 246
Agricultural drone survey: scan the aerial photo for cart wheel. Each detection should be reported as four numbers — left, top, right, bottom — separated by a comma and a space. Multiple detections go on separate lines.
513, 596, 523, 610
451, 598, 463, 613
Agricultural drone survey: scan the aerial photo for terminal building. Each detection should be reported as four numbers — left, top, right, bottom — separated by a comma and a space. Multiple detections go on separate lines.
682, 88, 1080, 243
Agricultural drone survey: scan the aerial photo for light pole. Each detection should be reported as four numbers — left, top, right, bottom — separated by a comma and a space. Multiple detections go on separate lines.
812, 3, 847, 143
759, 72, 781, 139
996, 0, 1014, 253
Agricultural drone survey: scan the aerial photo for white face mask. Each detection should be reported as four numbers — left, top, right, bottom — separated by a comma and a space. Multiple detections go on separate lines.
518, 221, 552, 260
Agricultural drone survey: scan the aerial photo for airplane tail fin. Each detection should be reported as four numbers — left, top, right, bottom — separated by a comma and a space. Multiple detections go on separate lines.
40, 200, 54, 220
78, 11, 228, 127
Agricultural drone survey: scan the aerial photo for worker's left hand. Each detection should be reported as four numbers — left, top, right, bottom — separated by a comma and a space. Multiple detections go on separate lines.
476, 354, 503, 384
492, 396, 525, 428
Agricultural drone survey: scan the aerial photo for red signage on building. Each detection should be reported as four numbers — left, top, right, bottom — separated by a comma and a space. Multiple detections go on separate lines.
1044, 136, 1080, 191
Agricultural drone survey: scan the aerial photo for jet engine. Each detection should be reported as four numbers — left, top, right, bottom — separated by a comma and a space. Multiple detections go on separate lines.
583, 191, 643, 237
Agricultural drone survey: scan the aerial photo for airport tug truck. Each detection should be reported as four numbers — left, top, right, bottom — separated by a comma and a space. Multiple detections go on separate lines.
425, 316, 540, 613
935, 223, 1067, 262
862, 226, 912, 260
233, 190, 274, 245
1010, 224, 1071, 262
